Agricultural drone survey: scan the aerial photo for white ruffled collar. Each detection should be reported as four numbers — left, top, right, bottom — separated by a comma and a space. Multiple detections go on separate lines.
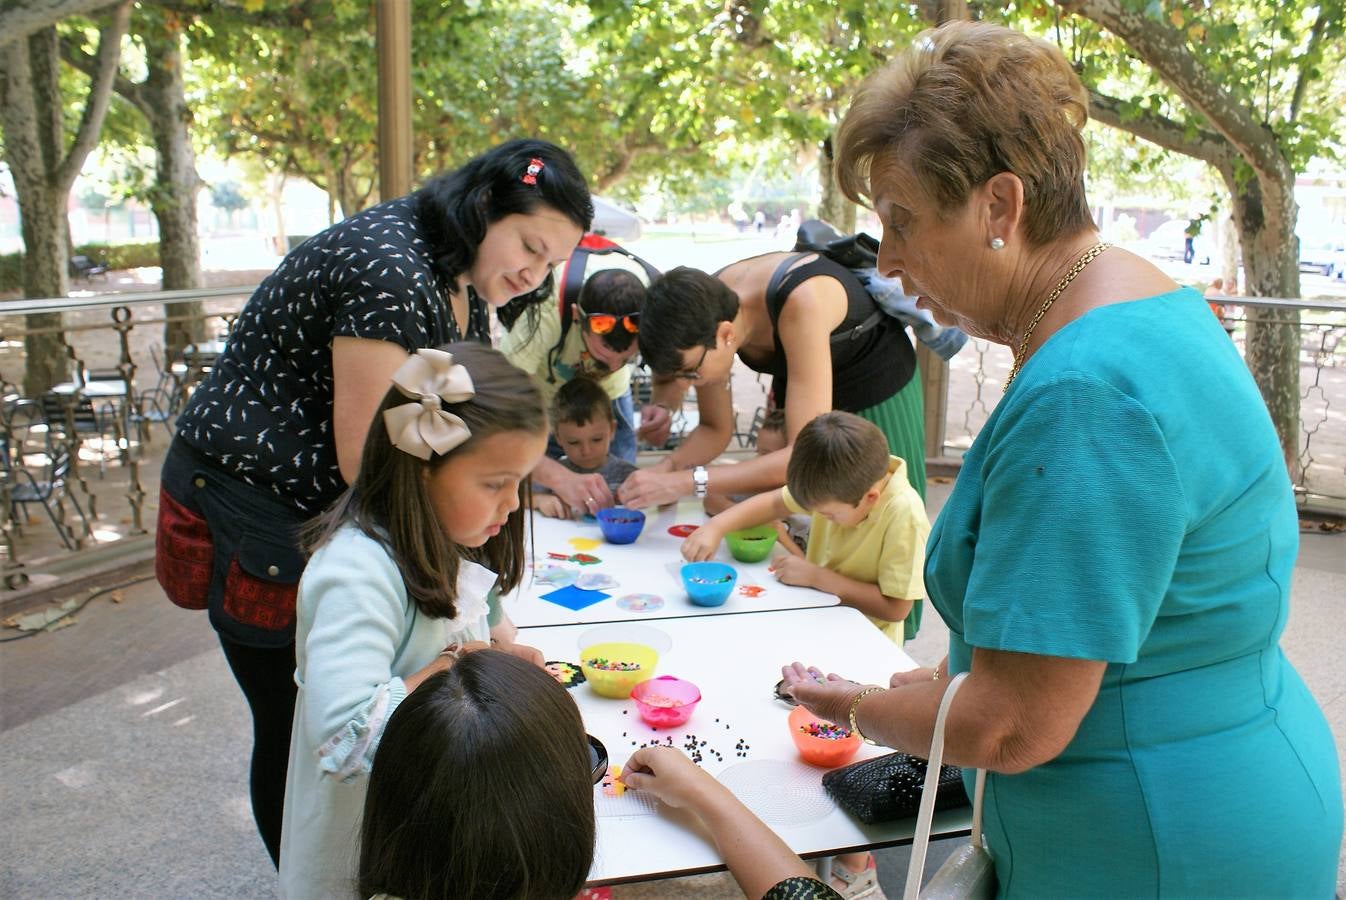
444, 560, 496, 632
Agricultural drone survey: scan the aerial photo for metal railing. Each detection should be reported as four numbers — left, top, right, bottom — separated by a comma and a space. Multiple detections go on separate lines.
0, 287, 1340, 585
0, 287, 254, 586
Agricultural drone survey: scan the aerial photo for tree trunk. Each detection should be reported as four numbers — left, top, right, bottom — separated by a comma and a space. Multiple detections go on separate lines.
139, 16, 207, 356
2, 8, 128, 394
1223, 169, 1301, 474
1218, 206, 1239, 290
269, 172, 288, 255
2, 29, 72, 394
817, 135, 856, 233
335, 162, 353, 220
18, 191, 72, 396
325, 163, 338, 226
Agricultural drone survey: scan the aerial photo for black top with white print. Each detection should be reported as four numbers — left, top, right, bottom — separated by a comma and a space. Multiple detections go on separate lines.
176, 196, 489, 514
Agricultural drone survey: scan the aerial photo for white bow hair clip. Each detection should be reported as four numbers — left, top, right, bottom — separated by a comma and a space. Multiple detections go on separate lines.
383, 349, 476, 460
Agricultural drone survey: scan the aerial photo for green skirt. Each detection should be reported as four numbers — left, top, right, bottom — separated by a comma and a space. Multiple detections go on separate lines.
857, 369, 927, 641
856, 368, 926, 500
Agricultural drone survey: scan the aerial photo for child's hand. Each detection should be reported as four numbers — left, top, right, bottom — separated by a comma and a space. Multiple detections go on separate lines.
768, 554, 817, 588
532, 494, 569, 519
681, 526, 722, 562
492, 640, 546, 668
772, 521, 806, 557
619, 745, 717, 809
404, 640, 492, 693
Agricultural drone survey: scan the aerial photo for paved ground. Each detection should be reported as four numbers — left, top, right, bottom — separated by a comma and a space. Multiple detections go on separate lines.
1, 466, 1342, 898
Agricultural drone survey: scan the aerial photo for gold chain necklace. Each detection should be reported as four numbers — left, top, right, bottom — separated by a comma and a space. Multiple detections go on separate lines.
1003, 242, 1111, 390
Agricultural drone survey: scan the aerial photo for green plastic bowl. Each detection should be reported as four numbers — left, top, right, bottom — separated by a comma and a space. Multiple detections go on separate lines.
725, 524, 779, 563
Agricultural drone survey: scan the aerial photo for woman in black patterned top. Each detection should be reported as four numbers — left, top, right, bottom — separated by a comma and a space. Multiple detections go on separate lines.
154, 139, 592, 866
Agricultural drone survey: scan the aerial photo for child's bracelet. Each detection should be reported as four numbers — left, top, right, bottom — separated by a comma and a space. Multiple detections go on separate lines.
438, 643, 462, 662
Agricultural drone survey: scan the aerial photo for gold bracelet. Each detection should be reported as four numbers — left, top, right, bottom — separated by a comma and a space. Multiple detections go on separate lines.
846, 686, 886, 745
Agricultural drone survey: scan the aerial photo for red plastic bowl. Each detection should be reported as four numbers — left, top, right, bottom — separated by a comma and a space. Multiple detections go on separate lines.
788, 705, 862, 767
630, 675, 701, 727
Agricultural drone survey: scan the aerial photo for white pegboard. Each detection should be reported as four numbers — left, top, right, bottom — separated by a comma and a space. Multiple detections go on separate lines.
717, 759, 835, 827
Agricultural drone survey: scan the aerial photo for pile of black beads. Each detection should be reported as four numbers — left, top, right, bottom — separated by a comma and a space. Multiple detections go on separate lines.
617, 713, 748, 766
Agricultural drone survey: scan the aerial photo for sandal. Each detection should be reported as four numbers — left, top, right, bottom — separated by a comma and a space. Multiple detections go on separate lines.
829, 856, 885, 900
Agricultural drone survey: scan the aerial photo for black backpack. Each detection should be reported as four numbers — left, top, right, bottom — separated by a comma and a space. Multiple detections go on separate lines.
764, 219, 886, 346
792, 218, 881, 269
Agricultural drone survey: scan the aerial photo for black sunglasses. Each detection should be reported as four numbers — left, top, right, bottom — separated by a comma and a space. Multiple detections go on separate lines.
673, 344, 710, 381
588, 734, 609, 785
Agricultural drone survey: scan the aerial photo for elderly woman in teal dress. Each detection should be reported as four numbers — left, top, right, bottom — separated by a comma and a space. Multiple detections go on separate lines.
784, 21, 1341, 898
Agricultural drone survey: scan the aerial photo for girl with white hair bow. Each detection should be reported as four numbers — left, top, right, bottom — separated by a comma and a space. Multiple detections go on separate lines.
277, 344, 550, 900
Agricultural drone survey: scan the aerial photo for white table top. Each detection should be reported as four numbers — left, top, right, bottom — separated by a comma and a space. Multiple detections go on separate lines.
50, 380, 127, 399
183, 339, 229, 357
522, 606, 972, 886
503, 499, 839, 627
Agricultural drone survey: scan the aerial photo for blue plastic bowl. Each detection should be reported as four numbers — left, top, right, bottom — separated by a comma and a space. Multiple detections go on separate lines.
680, 562, 738, 607
596, 507, 646, 544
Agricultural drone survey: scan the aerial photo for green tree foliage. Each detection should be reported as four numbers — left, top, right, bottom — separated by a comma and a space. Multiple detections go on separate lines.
191, 0, 385, 220
187, 0, 770, 213
984, 0, 1344, 469
582, 0, 927, 227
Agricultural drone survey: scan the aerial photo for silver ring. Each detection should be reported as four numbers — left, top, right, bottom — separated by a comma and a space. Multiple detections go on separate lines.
586, 496, 594, 505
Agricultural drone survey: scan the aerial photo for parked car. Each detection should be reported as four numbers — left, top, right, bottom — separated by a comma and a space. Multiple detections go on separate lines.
1298, 235, 1345, 277
1130, 219, 1213, 265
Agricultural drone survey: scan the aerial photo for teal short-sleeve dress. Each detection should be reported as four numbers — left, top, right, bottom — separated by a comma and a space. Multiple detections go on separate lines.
926, 288, 1341, 897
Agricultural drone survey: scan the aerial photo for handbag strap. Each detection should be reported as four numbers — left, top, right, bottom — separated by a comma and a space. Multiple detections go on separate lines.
901, 672, 985, 900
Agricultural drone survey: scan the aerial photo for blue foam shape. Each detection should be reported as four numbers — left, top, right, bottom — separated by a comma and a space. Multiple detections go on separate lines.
540, 584, 611, 611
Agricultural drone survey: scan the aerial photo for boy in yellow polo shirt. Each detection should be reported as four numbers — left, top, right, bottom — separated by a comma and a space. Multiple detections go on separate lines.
681, 411, 929, 643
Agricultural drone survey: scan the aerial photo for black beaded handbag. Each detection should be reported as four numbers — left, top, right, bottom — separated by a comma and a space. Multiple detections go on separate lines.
821, 751, 970, 825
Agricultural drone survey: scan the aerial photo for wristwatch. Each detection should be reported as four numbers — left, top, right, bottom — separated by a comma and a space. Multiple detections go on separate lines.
692, 465, 709, 499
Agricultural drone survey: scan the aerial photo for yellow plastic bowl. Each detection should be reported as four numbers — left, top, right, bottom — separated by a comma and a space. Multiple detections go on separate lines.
579, 641, 661, 698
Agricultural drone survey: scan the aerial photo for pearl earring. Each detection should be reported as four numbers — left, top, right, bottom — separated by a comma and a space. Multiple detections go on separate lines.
990, 237, 1005, 250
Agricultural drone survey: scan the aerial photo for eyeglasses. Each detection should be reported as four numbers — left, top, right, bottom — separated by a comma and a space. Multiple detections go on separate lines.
588, 734, 609, 785
672, 344, 710, 381
578, 303, 639, 336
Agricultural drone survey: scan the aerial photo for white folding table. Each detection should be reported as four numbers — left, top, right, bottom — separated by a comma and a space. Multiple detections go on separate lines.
520, 606, 974, 886
503, 499, 839, 628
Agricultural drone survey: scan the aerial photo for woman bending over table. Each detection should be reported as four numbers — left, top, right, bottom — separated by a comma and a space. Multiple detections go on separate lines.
617, 251, 925, 511
154, 139, 591, 866
785, 21, 1340, 898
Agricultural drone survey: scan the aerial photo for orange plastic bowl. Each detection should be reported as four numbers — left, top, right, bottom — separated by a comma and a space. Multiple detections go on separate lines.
788, 705, 862, 767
